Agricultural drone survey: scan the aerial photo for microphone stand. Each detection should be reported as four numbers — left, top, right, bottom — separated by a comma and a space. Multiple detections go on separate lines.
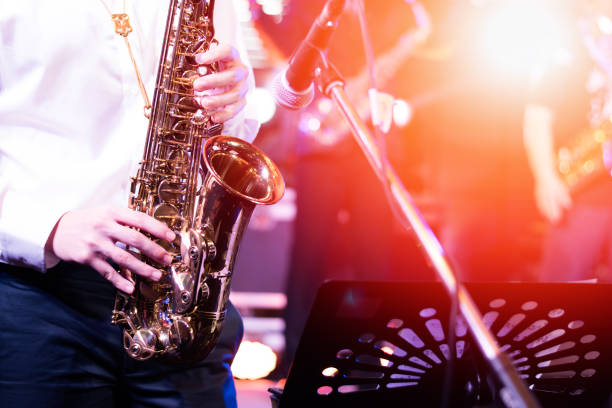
315, 58, 541, 408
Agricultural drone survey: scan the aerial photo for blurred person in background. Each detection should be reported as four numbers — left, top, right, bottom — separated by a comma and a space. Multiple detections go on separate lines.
428, 0, 539, 283
280, 0, 433, 374
523, 0, 612, 282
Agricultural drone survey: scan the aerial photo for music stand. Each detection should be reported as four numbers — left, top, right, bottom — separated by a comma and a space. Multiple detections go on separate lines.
274, 281, 612, 407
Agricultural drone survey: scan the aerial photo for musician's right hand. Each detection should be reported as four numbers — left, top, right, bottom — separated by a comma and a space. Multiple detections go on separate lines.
534, 173, 573, 224
44, 205, 176, 293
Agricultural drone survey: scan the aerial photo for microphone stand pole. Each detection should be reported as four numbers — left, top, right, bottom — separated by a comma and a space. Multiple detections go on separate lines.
315, 60, 541, 408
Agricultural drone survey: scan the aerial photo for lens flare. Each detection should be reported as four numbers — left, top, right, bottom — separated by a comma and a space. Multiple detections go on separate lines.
478, 1, 570, 75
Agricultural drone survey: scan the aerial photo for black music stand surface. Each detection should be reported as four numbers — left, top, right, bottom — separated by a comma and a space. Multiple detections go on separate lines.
276, 281, 612, 407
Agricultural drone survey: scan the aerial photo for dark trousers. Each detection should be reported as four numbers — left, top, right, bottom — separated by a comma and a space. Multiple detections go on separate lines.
0, 262, 243, 408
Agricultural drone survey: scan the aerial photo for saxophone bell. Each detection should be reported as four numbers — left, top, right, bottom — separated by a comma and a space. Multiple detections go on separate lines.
202, 136, 285, 206
165, 136, 284, 363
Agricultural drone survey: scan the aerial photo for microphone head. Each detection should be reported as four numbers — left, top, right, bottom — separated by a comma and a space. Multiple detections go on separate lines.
271, 69, 315, 111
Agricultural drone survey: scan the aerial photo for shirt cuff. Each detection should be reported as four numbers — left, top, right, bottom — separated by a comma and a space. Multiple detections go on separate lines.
0, 193, 65, 272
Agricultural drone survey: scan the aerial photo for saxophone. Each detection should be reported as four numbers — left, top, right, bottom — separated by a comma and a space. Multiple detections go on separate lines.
111, 0, 285, 363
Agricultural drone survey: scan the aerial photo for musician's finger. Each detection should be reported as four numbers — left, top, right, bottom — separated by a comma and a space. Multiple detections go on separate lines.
195, 43, 239, 65
108, 224, 172, 266
193, 66, 248, 91
199, 82, 247, 111
99, 243, 162, 282
108, 206, 175, 242
211, 99, 247, 123
90, 257, 135, 293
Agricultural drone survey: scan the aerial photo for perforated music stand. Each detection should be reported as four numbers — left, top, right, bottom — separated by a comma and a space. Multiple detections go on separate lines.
275, 281, 612, 407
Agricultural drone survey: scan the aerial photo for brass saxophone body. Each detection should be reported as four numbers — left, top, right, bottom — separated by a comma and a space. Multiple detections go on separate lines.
111, 0, 284, 363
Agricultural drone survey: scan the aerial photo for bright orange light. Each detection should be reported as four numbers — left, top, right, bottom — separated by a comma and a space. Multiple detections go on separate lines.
231, 340, 278, 380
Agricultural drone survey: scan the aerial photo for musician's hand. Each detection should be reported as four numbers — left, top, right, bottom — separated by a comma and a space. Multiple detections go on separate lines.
45, 205, 176, 293
193, 43, 249, 124
534, 174, 573, 224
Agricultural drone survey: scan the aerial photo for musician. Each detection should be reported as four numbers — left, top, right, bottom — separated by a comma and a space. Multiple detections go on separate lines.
0, 1, 257, 407
523, 1, 612, 282
281, 0, 432, 373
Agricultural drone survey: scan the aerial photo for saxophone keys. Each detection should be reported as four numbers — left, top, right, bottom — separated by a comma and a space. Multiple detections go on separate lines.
191, 110, 207, 126
170, 318, 195, 349
170, 120, 191, 141
166, 150, 190, 176
197, 65, 209, 76
207, 123, 223, 136
157, 329, 172, 350
199, 282, 210, 300
173, 95, 200, 112
158, 179, 185, 203
173, 70, 199, 89
170, 258, 196, 314
125, 329, 157, 361
185, 38, 210, 64
153, 202, 183, 232
203, 237, 216, 262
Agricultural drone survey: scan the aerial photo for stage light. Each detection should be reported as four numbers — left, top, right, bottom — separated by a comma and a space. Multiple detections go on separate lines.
478, 0, 570, 75
251, 87, 277, 124
307, 117, 321, 132
322, 367, 339, 377
380, 346, 394, 367
231, 340, 278, 380
598, 15, 612, 35
392, 99, 413, 127
298, 114, 322, 134
317, 98, 334, 115
381, 345, 394, 355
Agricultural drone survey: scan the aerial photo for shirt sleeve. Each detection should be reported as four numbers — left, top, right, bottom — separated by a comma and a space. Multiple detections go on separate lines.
0, 7, 62, 272
214, 0, 260, 143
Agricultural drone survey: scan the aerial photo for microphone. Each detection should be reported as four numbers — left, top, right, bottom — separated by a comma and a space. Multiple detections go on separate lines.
272, 0, 347, 110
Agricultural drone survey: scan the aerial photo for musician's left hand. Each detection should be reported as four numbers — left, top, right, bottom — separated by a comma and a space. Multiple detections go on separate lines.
194, 43, 249, 124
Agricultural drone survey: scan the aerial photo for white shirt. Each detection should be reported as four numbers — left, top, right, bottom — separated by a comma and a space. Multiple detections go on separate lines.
0, 0, 259, 272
